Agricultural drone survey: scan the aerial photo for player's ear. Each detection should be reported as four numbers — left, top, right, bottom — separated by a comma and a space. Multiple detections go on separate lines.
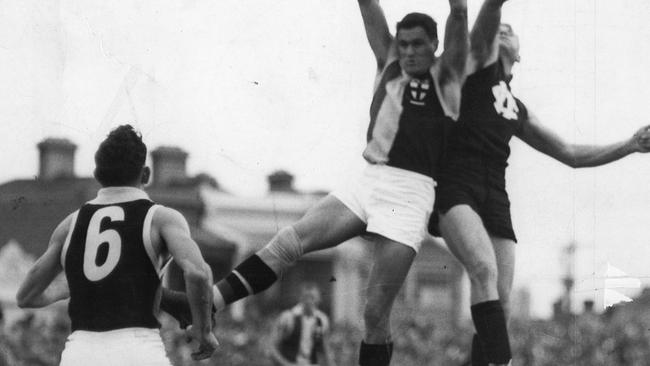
432, 38, 439, 53
141, 166, 151, 185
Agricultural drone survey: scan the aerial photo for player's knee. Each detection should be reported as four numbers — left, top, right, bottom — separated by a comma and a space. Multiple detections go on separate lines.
260, 226, 304, 268
500, 298, 511, 320
291, 222, 319, 249
467, 260, 498, 288
363, 303, 387, 327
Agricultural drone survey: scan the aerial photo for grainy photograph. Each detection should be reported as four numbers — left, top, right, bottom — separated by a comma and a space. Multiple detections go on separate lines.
1, 1, 650, 365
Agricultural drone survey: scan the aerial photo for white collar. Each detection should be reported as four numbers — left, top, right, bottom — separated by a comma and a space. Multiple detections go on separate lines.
291, 304, 319, 318
88, 187, 150, 205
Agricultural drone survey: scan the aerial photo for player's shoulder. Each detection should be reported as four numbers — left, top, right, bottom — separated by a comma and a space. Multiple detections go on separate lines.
151, 205, 182, 224
464, 60, 500, 85
277, 308, 296, 328
58, 210, 79, 233
49, 210, 79, 247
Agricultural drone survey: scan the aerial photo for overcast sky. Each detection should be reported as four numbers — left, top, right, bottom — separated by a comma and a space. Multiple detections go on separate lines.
2, 0, 650, 318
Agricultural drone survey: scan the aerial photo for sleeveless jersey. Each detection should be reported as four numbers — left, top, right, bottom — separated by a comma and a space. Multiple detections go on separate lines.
363, 58, 456, 179
446, 60, 528, 171
61, 191, 168, 332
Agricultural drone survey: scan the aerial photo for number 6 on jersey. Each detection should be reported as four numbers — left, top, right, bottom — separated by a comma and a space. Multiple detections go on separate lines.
84, 206, 124, 281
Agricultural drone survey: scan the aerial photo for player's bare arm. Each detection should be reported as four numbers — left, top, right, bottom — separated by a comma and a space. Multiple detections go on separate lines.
467, 0, 508, 73
358, 0, 394, 70
437, 0, 469, 117
155, 206, 218, 361
517, 111, 650, 168
16, 213, 73, 308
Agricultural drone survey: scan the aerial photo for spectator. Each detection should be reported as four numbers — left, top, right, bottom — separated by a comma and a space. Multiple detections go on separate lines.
268, 284, 333, 366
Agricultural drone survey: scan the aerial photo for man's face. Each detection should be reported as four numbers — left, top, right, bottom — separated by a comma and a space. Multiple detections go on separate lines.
300, 288, 321, 312
397, 26, 438, 76
498, 24, 520, 62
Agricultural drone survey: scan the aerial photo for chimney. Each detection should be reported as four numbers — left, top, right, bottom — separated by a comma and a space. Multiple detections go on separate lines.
151, 146, 188, 186
268, 170, 295, 193
37, 138, 77, 180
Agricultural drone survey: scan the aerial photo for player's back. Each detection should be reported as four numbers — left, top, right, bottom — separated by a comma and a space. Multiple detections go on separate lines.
61, 187, 167, 332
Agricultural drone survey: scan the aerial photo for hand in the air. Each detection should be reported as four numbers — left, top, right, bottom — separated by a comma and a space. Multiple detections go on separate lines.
632, 125, 650, 152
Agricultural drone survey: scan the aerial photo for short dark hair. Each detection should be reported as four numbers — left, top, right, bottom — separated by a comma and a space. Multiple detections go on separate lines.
397, 12, 438, 41
94, 124, 147, 187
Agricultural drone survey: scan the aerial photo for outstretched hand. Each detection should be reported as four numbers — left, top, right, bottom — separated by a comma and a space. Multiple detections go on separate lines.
632, 125, 650, 152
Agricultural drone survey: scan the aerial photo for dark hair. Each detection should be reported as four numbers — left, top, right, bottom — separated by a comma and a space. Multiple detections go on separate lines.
94, 124, 147, 187
397, 12, 438, 41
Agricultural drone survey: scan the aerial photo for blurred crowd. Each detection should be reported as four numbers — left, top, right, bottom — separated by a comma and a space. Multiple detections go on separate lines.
2, 298, 650, 366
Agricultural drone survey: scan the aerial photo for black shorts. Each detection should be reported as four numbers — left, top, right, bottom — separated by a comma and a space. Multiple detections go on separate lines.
429, 159, 517, 242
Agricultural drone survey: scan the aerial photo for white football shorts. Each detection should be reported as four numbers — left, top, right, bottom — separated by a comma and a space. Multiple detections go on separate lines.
59, 328, 172, 366
332, 164, 435, 252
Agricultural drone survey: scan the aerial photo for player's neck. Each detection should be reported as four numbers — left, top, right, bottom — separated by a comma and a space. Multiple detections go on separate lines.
300, 305, 315, 316
100, 185, 145, 193
499, 55, 515, 81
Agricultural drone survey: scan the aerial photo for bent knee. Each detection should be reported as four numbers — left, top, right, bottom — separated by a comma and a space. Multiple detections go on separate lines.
364, 304, 388, 326
291, 222, 321, 249
467, 260, 498, 286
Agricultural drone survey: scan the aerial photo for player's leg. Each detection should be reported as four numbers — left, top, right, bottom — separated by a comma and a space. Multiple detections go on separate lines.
470, 235, 516, 366
213, 194, 366, 311
359, 236, 416, 366
356, 166, 433, 366
491, 236, 515, 319
439, 205, 510, 366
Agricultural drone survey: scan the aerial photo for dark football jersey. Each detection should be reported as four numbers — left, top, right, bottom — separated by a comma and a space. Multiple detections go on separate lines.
446, 60, 529, 170
61, 192, 167, 332
363, 58, 455, 179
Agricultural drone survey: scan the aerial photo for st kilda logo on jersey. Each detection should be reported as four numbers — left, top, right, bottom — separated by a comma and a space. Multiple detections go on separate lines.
408, 78, 429, 106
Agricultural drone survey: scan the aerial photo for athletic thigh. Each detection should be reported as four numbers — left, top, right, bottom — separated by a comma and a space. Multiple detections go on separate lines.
490, 236, 516, 305
365, 235, 416, 308
292, 194, 366, 253
438, 205, 497, 273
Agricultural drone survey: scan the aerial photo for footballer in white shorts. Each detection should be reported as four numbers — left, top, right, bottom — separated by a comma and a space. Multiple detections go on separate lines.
332, 163, 435, 252
59, 328, 172, 366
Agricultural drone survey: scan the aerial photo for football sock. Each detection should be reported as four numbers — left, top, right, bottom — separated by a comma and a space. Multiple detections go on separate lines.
214, 227, 303, 310
471, 333, 489, 366
359, 341, 393, 366
471, 300, 511, 364
215, 254, 277, 307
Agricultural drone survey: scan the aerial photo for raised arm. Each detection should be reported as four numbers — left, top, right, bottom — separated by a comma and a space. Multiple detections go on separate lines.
438, 0, 469, 84
357, 0, 394, 70
16, 214, 72, 308
155, 207, 218, 360
517, 111, 650, 168
436, 0, 469, 118
468, 0, 507, 73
